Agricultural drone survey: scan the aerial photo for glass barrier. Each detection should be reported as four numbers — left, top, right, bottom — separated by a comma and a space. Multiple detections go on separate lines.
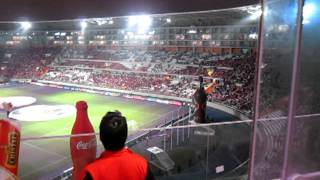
18, 118, 252, 180
250, 0, 320, 179
285, 0, 320, 178
250, 0, 299, 179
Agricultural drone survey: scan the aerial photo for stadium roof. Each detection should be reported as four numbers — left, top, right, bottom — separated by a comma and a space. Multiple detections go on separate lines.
0, 0, 258, 21
0, 4, 260, 31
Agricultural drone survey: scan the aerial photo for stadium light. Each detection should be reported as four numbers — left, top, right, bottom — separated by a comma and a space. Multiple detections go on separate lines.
128, 15, 153, 34
80, 21, 87, 30
248, 9, 262, 20
20, 21, 32, 30
241, 5, 262, 20
138, 15, 152, 34
303, 3, 316, 24
166, 18, 171, 23
97, 21, 104, 26
128, 16, 138, 27
108, 20, 114, 25
188, 29, 197, 34
303, 3, 316, 18
249, 33, 258, 39
96, 19, 107, 26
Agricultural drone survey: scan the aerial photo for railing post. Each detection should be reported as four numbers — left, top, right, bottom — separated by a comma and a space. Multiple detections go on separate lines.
163, 129, 166, 152
182, 117, 185, 143
188, 106, 191, 138
176, 121, 179, 146
171, 121, 173, 149
206, 128, 210, 180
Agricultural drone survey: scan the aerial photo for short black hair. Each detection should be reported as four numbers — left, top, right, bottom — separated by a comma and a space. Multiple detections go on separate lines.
99, 111, 128, 151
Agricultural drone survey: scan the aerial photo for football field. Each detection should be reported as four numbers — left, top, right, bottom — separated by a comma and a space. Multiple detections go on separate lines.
0, 84, 181, 179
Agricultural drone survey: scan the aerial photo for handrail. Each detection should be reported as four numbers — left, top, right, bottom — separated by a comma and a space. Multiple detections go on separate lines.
289, 171, 320, 180
48, 107, 193, 179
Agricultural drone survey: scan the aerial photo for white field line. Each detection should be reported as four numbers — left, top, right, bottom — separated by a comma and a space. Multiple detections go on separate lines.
22, 142, 65, 158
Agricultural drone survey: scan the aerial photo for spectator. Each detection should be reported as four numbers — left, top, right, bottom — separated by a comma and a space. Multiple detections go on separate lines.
84, 111, 154, 180
2, 45, 256, 115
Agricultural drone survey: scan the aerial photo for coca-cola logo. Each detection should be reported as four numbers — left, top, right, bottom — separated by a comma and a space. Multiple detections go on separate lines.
76, 138, 96, 150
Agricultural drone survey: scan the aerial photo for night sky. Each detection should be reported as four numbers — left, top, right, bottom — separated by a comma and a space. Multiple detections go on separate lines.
0, 0, 258, 21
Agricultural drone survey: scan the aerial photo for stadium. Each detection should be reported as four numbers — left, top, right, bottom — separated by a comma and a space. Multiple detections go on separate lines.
1, 0, 320, 179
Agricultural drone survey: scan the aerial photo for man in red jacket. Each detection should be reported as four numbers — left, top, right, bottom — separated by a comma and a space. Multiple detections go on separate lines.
84, 111, 154, 180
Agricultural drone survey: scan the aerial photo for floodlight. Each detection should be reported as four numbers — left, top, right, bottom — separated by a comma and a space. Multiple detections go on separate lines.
248, 10, 262, 20
20, 21, 32, 30
249, 33, 258, 39
96, 20, 106, 26
166, 18, 171, 23
138, 15, 152, 34
139, 15, 152, 27
245, 5, 262, 20
108, 20, 114, 25
188, 30, 197, 34
128, 15, 152, 34
80, 21, 87, 29
303, 3, 316, 24
303, 3, 316, 18
128, 16, 138, 27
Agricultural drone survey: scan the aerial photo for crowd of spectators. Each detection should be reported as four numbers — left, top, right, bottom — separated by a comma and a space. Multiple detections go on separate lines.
208, 56, 255, 113
0, 47, 62, 79
56, 48, 245, 77
43, 68, 195, 98
1, 46, 255, 114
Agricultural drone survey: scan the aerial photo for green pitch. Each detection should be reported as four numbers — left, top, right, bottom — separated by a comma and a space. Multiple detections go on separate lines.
0, 84, 178, 179
1, 84, 175, 137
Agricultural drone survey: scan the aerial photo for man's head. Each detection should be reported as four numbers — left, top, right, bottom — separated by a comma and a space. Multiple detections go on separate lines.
99, 111, 128, 151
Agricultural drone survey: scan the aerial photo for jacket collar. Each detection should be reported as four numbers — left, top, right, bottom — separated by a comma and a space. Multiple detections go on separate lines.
100, 147, 131, 158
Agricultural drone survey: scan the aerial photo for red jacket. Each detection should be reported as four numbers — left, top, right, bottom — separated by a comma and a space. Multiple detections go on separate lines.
85, 148, 149, 180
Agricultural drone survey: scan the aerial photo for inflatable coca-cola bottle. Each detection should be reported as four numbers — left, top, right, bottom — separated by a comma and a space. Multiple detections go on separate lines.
193, 76, 207, 123
70, 101, 97, 180
0, 119, 21, 180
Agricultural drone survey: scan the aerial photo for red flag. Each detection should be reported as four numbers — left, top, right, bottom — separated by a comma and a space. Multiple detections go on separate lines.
205, 83, 216, 94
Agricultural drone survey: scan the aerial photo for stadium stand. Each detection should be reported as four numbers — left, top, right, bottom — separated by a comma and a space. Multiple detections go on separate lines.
0, 46, 255, 114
